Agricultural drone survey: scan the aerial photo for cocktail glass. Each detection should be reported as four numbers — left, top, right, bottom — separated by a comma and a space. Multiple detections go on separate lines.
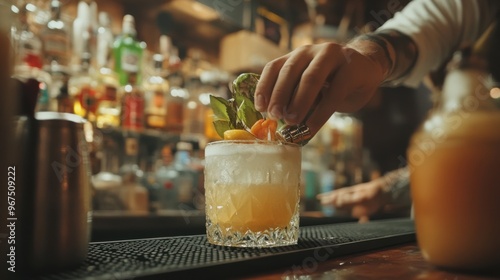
204, 140, 301, 247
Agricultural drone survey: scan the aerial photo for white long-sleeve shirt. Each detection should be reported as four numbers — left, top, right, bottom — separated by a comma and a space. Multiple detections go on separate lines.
379, 0, 500, 87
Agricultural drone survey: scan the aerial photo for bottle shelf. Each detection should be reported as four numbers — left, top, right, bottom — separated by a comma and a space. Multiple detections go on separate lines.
98, 126, 181, 143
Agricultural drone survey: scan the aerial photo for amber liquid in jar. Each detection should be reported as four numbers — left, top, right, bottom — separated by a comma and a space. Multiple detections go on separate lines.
409, 110, 500, 271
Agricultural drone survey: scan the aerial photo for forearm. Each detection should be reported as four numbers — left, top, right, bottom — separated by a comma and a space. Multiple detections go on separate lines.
378, 0, 500, 87
346, 30, 418, 87
379, 167, 411, 203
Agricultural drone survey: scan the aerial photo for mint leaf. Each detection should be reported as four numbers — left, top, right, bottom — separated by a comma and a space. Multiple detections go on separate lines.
235, 94, 263, 129
210, 95, 231, 121
232, 73, 260, 101
212, 120, 232, 138
210, 95, 240, 129
210, 73, 263, 137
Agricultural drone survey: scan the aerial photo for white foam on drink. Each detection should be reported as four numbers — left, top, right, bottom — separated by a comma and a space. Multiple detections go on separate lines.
205, 141, 302, 186
205, 141, 300, 157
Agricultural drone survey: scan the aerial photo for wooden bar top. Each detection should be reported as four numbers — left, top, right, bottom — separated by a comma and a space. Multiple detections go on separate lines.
241, 243, 500, 280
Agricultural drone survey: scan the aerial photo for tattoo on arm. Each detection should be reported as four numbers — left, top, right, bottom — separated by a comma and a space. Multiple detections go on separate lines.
355, 30, 418, 86
375, 30, 419, 85
356, 33, 395, 77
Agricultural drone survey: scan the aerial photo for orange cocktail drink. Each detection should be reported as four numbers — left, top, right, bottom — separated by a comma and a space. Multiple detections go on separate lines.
409, 111, 500, 271
204, 140, 301, 247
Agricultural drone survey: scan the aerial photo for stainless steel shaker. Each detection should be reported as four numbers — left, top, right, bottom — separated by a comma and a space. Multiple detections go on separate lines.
16, 112, 92, 273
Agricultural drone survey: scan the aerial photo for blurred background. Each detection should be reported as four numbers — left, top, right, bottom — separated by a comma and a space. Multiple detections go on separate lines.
2, 0, 432, 241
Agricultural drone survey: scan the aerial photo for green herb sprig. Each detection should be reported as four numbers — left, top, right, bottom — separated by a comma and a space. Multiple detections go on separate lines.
209, 73, 264, 138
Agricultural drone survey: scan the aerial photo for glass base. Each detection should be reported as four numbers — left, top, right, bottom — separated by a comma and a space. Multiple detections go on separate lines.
206, 213, 299, 248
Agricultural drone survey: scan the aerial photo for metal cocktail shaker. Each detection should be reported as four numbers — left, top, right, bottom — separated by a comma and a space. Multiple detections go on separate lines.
15, 112, 92, 273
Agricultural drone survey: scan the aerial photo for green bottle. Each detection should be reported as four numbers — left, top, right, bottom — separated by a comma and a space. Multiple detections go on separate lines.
113, 15, 146, 86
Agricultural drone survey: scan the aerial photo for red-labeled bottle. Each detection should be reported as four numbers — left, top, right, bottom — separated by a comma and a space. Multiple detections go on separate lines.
121, 73, 145, 131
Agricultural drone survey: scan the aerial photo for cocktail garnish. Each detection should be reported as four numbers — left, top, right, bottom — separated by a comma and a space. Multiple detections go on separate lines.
250, 119, 277, 141
223, 129, 256, 140
209, 73, 261, 139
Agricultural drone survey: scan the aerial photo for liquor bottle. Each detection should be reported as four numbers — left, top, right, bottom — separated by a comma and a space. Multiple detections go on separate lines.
12, 65, 52, 112
92, 137, 124, 211
155, 144, 179, 210
143, 54, 169, 130
69, 52, 98, 122
11, 3, 43, 69
35, 77, 52, 112
141, 154, 161, 213
326, 113, 363, 188
44, 62, 70, 112
56, 78, 73, 113
167, 46, 183, 85
183, 76, 205, 138
300, 145, 322, 212
72, 0, 98, 67
120, 73, 145, 131
113, 14, 146, 86
202, 78, 225, 141
40, 0, 71, 68
159, 35, 172, 70
182, 50, 217, 140
183, 74, 217, 141
155, 143, 195, 210
95, 68, 120, 128
96, 12, 114, 71
11, 3, 51, 112
165, 47, 187, 133
172, 142, 195, 207
119, 135, 143, 179
119, 135, 149, 213
95, 12, 120, 129
186, 141, 206, 210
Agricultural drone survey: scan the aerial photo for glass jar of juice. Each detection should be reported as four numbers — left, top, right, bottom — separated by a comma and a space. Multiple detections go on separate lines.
408, 23, 500, 272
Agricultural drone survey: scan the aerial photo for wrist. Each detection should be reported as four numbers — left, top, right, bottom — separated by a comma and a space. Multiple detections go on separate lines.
379, 167, 411, 204
348, 30, 418, 86
346, 34, 396, 83
375, 30, 418, 86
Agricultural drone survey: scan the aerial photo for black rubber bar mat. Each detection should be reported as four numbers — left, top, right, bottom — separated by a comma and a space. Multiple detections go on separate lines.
34, 218, 415, 279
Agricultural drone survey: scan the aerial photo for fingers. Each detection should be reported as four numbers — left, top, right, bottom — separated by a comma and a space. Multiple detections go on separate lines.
255, 47, 314, 119
318, 181, 383, 207
255, 43, 345, 122
317, 180, 387, 221
302, 60, 351, 135
285, 43, 343, 125
256, 43, 383, 140
317, 188, 363, 208
318, 189, 372, 223
255, 55, 288, 112
316, 191, 336, 205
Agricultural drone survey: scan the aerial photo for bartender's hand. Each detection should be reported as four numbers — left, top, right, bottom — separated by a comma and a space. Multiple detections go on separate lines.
317, 167, 411, 222
316, 178, 391, 223
254, 39, 391, 137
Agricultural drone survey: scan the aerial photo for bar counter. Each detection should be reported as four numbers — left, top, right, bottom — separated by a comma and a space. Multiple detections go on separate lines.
91, 211, 357, 241
242, 244, 500, 280
27, 218, 500, 279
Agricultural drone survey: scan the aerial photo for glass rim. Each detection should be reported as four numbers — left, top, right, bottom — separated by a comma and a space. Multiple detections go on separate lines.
206, 139, 301, 148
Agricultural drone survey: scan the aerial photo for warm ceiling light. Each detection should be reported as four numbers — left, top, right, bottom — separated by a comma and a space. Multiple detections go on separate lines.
166, 0, 219, 21
490, 87, 500, 99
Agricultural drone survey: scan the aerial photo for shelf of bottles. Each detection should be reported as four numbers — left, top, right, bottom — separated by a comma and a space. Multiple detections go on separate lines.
9, 0, 380, 220
9, 0, 231, 216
